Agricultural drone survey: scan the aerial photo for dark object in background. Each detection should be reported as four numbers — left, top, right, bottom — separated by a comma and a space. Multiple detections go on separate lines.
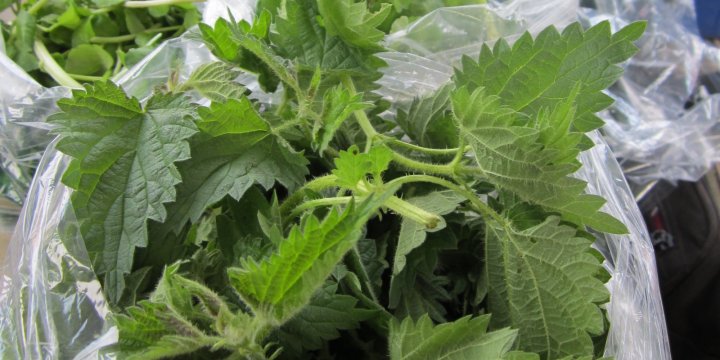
640, 168, 720, 360
695, 0, 720, 38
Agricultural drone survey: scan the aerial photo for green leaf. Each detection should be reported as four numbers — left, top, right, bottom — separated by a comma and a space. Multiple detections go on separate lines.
114, 265, 267, 359
64, 44, 114, 76
48, 82, 198, 302
199, 15, 284, 92
124, 9, 146, 34
393, 190, 463, 275
114, 301, 214, 360
454, 21, 645, 134
389, 228, 456, 322
71, 19, 95, 47
156, 98, 308, 237
485, 216, 609, 358
123, 46, 154, 68
177, 62, 247, 103
389, 314, 519, 360
274, 283, 378, 354
452, 86, 627, 234
148, 5, 169, 18
227, 193, 391, 325
47, 3, 82, 31
199, 18, 240, 62
317, 0, 391, 50
273, 0, 385, 84
396, 84, 458, 149
314, 85, 370, 153
8, 11, 39, 72
332, 145, 392, 189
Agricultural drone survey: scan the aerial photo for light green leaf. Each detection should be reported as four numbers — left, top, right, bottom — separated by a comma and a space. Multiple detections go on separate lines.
48, 82, 198, 303
332, 145, 392, 189
64, 44, 114, 76
314, 85, 370, 153
393, 191, 463, 275
177, 62, 247, 103
485, 216, 609, 358
317, 0, 391, 50
454, 21, 645, 133
389, 314, 519, 360
228, 193, 390, 325
452, 86, 627, 234
156, 98, 308, 237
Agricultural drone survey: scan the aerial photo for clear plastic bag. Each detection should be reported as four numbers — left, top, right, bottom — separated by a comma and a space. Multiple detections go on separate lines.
583, 0, 720, 185
0, 1, 670, 359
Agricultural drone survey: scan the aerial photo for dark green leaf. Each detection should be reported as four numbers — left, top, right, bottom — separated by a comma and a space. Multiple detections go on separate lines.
485, 217, 609, 358
274, 283, 378, 354
48, 82, 198, 302
389, 314, 519, 360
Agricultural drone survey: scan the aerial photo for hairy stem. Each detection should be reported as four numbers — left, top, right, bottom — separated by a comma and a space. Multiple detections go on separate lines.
385, 174, 506, 224
347, 246, 380, 304
279, 175, 339, 217
381, 134, 469, 156
289, 196, 354, 218
341, 76, 377, 151
391, 151, 455, 176
385, 196, 442, 229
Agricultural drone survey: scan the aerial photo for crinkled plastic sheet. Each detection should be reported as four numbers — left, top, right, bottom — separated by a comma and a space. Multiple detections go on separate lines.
583, 0, 720, 185
0, 51, 65, 205
0, 0, 669, 359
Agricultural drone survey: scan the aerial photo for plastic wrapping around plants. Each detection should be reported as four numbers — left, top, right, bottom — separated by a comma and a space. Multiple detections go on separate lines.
582, 0, 720, 186
0, 1, 669, 359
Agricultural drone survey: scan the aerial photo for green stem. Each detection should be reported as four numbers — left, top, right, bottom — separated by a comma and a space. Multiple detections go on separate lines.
381, 134, 469, 156
341, 76, 377, 151
347, 246, 380, 304
340, 276, 392, 337
33, 39, 82, 89
90, 25, 182, 44
27, 0, 49, 15
354, 182, 441, 229
279, 175, 339, 217
67, 73, 105, 82
449, 137, 466, 170
391, 151, 455, 176
90, 7, 113, 15
124, 0, 205, 8
289, 196, 355, 218
385, 196, 442, 229
272, 117, 304, 134
385, 174, 506, 224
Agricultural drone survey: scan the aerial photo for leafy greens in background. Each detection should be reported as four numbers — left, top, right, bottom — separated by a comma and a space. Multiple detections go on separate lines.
45, 0, 646, 358
1, 0, 200, 87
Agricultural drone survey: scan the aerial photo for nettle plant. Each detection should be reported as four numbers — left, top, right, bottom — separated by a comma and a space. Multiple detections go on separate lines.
47, 0, 645, 359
